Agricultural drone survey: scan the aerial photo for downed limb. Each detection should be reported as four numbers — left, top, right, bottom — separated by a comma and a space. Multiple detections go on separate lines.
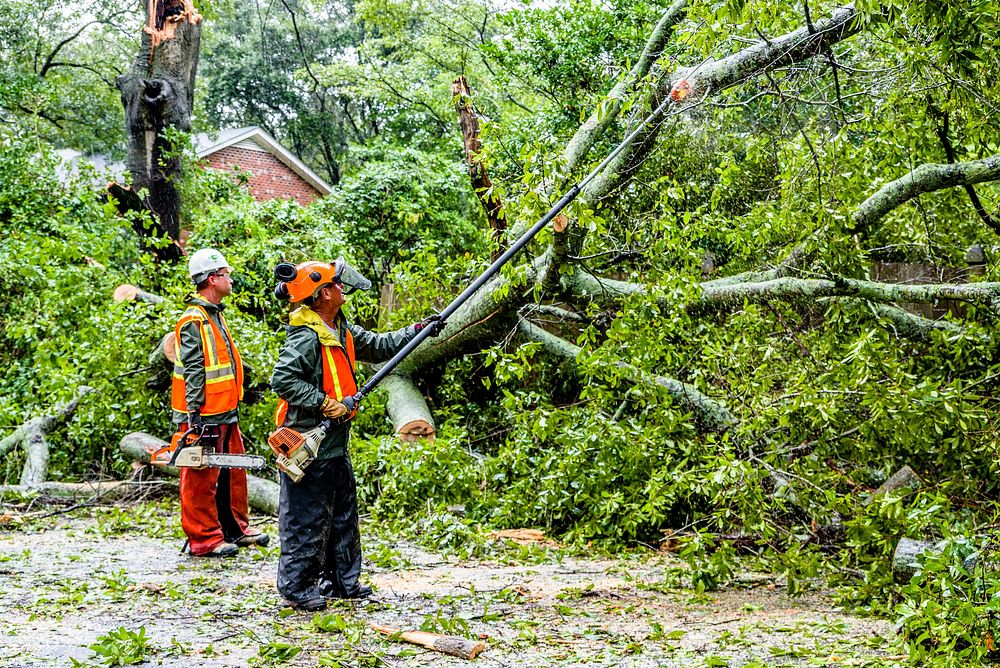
559, 0, 689, 175
698, 277, 1000, 312
517, 318, 735, 431
1, 387, 95, 487
565, 270, 1000, 316
852, 155, 1000, 235
368, 623, 486, 660
119, 431, 280, 515
673, 5, 859, 102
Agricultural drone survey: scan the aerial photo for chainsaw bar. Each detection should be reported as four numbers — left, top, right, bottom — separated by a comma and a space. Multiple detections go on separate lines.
206, 453, 267, 470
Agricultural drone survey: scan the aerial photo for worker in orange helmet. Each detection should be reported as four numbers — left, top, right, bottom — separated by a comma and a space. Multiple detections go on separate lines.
269, 258, 442, 611
171, 248, 269, 557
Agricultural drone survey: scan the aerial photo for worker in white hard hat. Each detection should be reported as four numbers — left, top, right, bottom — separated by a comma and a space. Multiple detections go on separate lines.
170, 248, 269, 557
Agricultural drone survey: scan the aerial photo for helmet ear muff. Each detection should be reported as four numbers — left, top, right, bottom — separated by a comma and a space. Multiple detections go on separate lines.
273, 282, 290, 300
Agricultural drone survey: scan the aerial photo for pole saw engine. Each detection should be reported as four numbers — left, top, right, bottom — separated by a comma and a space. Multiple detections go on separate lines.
267, 420, 331, 482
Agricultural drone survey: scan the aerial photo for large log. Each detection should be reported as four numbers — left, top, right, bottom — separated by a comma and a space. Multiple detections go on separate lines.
0, 480, 175, 501
119, 431, 280, 515
382, 373, 435, 442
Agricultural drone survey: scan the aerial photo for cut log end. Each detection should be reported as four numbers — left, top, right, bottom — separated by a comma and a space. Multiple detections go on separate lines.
552, 214, 568, 233
114, 284, 140, 301
396, 419, 436, 443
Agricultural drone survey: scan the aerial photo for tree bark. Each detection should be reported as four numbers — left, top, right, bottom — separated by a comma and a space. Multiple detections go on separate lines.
115, 0, 202, 252
119, 431, 280, 515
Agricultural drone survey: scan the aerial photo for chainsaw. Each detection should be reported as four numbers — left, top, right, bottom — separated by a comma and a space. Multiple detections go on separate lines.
151, 426, 267, 470
266, 419, 331, 482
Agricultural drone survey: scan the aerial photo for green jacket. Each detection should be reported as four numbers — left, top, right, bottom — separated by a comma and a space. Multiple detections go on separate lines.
270, 307, 418, 459
171, 296, 240, 425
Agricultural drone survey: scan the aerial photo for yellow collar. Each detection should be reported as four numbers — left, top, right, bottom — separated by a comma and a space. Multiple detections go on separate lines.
288, 307, 342, 347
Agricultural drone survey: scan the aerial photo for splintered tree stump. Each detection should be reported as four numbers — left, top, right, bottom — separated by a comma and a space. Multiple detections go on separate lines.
119, 431, 280, 515
369, 623, 486, 660
383, 373, 435, 442
452, 75, 505, 257
116, 0, 202, 259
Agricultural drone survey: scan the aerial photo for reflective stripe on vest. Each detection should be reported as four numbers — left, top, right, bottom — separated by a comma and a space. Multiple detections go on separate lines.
171, 305, 244, 416
274, 328, 357, 426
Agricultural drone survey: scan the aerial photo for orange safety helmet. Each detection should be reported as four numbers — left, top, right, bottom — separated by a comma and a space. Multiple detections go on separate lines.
274, 261, 338, 302
273, 258, 371, 303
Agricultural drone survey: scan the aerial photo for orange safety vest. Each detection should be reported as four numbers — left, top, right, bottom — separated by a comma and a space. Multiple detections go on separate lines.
171, 305, 244, 416
275, 329, 357, 426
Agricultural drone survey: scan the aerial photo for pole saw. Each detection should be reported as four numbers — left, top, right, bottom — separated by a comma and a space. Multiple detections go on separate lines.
339, 87, 688, 415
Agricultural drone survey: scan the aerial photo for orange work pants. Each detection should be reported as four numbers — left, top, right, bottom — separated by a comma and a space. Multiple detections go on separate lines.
178, 423, 251, 555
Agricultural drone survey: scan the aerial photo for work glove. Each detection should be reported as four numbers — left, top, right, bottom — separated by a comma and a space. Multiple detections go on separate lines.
187, 411, 204, 433
320, 396, 348, 419
414, 314, 446, 336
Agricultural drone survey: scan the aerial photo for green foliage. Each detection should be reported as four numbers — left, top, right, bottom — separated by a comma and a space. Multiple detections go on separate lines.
83, 626, 153, 667
314, 145, 485, 287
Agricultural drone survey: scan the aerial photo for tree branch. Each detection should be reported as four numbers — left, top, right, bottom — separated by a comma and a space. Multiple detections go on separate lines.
517, 319, 735, 432
559, 0, 689, 175
851, 155, 1000, 235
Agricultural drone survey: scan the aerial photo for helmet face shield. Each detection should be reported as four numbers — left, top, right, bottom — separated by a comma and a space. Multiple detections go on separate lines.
333, 257, 372, 294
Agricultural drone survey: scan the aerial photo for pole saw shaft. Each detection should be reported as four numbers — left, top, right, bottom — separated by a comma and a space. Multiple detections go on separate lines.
341, 94, 676, 413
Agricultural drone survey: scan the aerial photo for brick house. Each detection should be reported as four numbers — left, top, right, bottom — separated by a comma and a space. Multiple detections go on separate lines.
195, 127, 332, 206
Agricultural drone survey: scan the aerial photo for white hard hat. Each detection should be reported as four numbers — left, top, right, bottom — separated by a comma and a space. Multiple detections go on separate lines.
188, 248, 232, 283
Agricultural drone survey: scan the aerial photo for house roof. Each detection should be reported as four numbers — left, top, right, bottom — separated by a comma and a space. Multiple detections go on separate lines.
193, 126, 333, 196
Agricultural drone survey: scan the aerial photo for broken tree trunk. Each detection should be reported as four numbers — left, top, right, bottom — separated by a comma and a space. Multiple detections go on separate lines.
382, 373, 435, 442
0, 387, 95, 487
114, 0, 202, 256
369, 623, 486, 660
119, 431, 280, 515
453, 76, 505, 258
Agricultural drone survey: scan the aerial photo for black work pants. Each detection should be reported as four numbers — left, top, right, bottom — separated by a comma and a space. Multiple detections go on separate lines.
276, 454, 363, 603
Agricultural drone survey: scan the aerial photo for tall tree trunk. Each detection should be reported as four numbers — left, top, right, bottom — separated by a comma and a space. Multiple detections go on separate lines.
114, 0, 202, 260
